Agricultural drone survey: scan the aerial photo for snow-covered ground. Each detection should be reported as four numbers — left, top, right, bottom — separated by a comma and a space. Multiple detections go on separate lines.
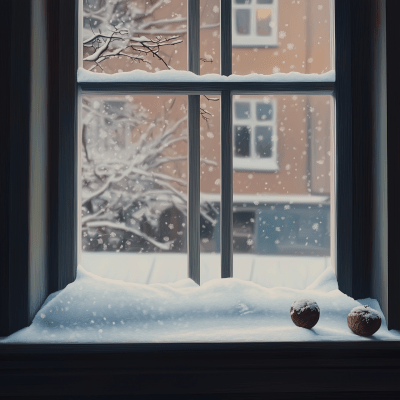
1, 255, 399, 343
80, 252, 330, 288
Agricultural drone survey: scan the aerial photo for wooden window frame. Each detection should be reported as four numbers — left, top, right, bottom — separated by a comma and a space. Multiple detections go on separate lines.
1, 0, 400, 397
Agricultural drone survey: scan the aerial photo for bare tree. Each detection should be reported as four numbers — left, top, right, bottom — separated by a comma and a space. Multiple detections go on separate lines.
81, 1, 219, 252
83, 0, 183, 72
81, 97, 218, 252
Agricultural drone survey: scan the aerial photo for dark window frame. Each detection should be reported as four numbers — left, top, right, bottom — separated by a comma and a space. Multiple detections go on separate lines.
1, 0, 400, 397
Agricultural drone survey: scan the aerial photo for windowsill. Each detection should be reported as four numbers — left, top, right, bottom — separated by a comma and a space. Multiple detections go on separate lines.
1, 341, 400, 397
232, 42, 279, 48
1, 264, 399, 344
233, 157, 279, 172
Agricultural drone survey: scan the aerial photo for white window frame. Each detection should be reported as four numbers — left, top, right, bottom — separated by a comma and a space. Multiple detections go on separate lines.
232, 0, 278, 47
232, 97, 278, 171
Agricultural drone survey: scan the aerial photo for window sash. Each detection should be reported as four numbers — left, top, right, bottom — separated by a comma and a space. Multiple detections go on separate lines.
78, 0, 335, 285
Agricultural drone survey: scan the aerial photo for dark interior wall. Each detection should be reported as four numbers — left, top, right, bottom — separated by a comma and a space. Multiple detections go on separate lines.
0, 0, 50, 335
0, 0, 32, 336
384, 0, 400, 330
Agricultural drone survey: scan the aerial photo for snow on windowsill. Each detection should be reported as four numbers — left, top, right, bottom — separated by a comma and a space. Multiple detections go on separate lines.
78, 68, 336, 83
1, 263, 399, 344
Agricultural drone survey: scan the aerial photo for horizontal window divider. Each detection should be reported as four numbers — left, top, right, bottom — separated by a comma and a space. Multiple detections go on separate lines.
79, 82, 335, 95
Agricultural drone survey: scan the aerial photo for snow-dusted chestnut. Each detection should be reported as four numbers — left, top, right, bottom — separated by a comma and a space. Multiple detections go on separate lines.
347, 305, 381, 337
290, 298, 320, 329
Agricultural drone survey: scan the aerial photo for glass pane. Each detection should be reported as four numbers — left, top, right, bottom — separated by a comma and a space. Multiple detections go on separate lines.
255, 126, 273, 157
256, 9, 272, 36
232, 0, 333, 75
234, 126, 251, 157
200, 0, 220, 75
232, 94, 332, 289
236, 10, 251, 35
82, 0, 187, 74
80, 94, 189, 284
256, 102, 273, 121
199, 95, 221, 284
235, 102, 251, 119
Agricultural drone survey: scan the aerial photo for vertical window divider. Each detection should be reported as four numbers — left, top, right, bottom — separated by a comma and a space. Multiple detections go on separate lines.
220, 0, 233, 278
221, 90, 233, 278
221, 1, 233, 278
188, 0, 200, 284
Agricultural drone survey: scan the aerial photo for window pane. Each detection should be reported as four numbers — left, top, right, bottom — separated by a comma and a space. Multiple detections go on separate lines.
234, 126, 251, 157
256, 9, 272, 36
256, 102, 273, 121
200, 0, 220, 75
255, 126, 273, 157
232, 0, 333, 75
236, 10, 251, 35
82, 0, 187, 74
235, 102, 251, 119
232, 94, 333, 289
80, 94, 189, 284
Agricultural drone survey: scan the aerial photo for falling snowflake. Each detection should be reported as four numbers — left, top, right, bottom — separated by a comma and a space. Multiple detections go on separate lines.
312, 223, 319, 231
278, 31, 286, 39
287, 43, 294, 50
273, 66, 280, 73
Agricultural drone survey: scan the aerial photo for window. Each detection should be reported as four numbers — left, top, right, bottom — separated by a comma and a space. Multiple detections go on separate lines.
233, 210, 256, 252
233, 97, 278, 171
232, 0, 278, 47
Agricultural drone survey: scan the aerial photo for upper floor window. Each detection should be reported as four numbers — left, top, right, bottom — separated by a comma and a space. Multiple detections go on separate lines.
232, 0, 278, 47
233, 97, 278, 171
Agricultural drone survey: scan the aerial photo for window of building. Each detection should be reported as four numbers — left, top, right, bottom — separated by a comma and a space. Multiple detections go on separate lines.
233, 210, 256, 252
232, 0, 278, 47
233, 97, 278, 171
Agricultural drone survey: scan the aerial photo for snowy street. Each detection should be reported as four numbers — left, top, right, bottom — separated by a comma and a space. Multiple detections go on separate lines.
80, 252, 330, 288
